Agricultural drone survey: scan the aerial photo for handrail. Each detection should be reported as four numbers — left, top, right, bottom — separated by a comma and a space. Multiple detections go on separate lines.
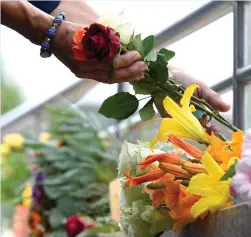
154, 1, 232, 48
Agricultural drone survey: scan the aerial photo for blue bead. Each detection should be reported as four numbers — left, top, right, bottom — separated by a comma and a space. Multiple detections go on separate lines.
41, 42, 49, 49
54, 15, 63, 24
47, 28, 56, 38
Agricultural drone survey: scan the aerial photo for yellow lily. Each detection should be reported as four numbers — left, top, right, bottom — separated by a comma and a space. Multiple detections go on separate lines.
3, 133, 24, 149
22, 183, 32, 207
187, 152, 232, 218
0, 143, 11, 157
39, 132, 52, 143
151, 85, 210, 149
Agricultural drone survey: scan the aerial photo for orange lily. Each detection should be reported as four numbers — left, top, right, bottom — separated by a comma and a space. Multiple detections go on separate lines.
168, 134, 203, 160
146, 173, 175, 207
159, 162, 191, 179
207, 131, 244, 171
124, 169, 166, 187
182, 163, 206, 174
169, 185, 200, 231
144, 172, 201, 232
138, 153, 186, 170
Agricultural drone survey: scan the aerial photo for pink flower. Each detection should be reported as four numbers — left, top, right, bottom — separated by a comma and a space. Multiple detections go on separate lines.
231, 129, 251, 202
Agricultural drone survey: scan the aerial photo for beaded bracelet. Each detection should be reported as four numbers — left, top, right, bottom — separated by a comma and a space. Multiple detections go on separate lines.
40, 12, 67, 58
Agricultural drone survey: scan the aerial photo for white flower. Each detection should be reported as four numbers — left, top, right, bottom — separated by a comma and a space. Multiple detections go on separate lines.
118, 142, 173, 237
231, 129, 251, 202
98, 12, 134, 45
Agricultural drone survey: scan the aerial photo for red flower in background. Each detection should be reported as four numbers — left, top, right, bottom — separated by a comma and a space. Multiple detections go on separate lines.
72, 23, 120, 61
65, 215, 96, 237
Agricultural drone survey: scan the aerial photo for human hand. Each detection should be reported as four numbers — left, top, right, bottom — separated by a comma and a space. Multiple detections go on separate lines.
169, 66, 231, 112
154, 66, 231, 134
51, 21, 147, 84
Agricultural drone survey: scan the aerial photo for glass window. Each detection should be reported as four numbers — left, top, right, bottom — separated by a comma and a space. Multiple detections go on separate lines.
167, 14, 233, 87
87, 1, 210, 37
244, 81, 251, 130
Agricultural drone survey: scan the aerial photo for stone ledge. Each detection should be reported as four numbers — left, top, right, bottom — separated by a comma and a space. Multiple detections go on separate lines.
162, 201, 251, 237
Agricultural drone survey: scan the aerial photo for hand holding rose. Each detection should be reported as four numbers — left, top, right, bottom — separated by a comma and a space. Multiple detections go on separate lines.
52, 21, 147, 84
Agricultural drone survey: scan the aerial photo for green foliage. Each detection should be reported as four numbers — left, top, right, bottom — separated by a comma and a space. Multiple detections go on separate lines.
99, 34, 176, 121
220, 161, 237, 181
24, 105, 120, 237
149, 53, 169, 85
1, 59, 25, 114
128, 34, 144, 57
99, 92, 139, 120
142, 35, 154, 56
139, 99, 155, 121
1, 152, 30, 202
158, 48, 175, 61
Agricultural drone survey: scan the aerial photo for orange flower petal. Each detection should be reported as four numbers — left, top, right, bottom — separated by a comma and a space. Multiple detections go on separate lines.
73, 27, 86, 44
168, 135, 203, 159
139, 153, 186, 170
72, 46, 89, 61
124, 169, 166, 187
151, 189, 166, 206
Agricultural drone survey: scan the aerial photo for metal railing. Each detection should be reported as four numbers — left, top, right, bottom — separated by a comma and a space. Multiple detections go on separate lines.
1, 1, 251, 135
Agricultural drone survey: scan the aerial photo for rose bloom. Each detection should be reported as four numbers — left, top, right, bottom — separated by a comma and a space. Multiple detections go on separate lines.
72, 23, 120, 61
65, 215, 96, 237
231, 129, 251, 202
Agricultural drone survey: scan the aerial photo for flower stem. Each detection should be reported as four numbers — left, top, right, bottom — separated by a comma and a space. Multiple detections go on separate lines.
144, 72, 238, 133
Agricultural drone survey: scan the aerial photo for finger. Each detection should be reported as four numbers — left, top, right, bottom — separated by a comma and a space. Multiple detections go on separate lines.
77, 60, 112, 71
206, 125, 220, 136
75, 69, 109, 81
74, 69, 144, 84
196, 81, 231, 112
112, 72, 145, 83
113, 61, 147, 79
113, 51, 141, 69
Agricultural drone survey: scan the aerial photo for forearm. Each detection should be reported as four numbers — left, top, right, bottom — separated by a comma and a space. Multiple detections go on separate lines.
1, 0, 53, 45
50, 0, 99, 26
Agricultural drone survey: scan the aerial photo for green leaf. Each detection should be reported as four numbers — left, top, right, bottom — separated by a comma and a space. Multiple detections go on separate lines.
49, 209, 65, 229
220, 161, 237, 181
99, 92, 139, 120
149, 53, 169, 85
144, 50, 157, 62
44, 186, 62, 199
43, 169, 80, 186
132, 80, 158, 95
149, 64, 168, 85
57, 196, 88, 217
44, 230, 67, 237
142, 35, 154, 56
128, 34, 144, 56
158, 48, 175, 61
76, 223, 119, 237
139, 99, 155, 121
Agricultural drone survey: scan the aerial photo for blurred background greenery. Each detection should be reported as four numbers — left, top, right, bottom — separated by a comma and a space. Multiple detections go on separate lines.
1, 58, 26, 114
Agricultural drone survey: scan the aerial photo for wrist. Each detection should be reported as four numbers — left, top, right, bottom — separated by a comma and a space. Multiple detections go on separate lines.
29, 13, 54, 45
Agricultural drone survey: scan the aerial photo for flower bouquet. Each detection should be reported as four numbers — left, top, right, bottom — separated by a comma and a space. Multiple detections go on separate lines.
70, 12, 250, 236
117, 85, 246, 236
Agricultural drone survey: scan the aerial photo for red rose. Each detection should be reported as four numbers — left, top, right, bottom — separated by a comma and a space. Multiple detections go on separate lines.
72, 23, 120, 61
65, 216, 85, 237
65, 216, 96, 237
